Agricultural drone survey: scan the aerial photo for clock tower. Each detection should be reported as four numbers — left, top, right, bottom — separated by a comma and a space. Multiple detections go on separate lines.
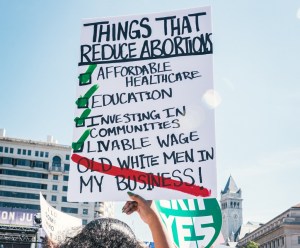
220, 175, 243, 242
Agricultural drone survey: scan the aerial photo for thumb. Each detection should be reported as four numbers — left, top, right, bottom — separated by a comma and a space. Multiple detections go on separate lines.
127, 192, 146, 205
127, 192, 154, 210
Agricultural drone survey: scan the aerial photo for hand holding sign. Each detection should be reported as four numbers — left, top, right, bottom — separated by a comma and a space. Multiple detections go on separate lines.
123, 192, 174, 248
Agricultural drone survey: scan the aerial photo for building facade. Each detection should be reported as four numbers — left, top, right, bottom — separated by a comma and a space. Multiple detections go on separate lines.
0, 129, 114, 247
237, 204, 300, 248
220, 175, 243, 243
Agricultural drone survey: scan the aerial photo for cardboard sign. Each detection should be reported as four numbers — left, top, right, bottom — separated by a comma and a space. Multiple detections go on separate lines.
40, 193, 82, 243
155, 198, 222, 248
68, 6, 216, 201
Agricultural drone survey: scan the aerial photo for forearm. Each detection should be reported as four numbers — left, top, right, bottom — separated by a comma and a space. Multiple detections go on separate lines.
123, 193, 174, 247
147, 214, 174, 248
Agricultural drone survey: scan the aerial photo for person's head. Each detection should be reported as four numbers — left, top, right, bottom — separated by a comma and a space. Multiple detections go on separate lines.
58, 218, 146, 248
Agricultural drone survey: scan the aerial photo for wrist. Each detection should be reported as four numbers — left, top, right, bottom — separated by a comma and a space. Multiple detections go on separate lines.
147, 212, 162, 228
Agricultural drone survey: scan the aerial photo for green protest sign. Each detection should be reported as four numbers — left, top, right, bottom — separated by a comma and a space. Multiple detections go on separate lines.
155, 198, 222, 248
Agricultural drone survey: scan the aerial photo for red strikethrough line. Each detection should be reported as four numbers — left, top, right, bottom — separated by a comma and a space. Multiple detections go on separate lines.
72, 154, 211, 197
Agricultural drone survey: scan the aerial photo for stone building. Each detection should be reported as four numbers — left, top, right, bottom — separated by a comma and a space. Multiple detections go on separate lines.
237, 203, 300, 248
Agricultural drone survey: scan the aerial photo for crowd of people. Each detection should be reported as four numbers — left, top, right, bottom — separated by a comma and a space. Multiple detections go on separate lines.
43, 192, 174, 248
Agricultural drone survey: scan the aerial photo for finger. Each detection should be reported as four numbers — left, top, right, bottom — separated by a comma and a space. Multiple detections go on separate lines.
127, 192, 147, 206
121, 201, 132, 212
123, 202, 138, 214
122, 201, 137, 212
125, 205, 138, 215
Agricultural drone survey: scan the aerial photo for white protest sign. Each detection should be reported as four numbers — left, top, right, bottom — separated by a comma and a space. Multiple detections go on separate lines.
68, 6, 216, 201
40, 193, 82, 243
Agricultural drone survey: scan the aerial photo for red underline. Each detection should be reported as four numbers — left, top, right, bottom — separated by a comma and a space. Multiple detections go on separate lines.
72, 154, 211, 197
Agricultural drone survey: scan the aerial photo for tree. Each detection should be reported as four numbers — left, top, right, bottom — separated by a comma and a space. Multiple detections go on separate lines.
245, 241, 259, 248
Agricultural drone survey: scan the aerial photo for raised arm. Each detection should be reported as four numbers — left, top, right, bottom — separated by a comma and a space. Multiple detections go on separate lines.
122, 192, 174, 248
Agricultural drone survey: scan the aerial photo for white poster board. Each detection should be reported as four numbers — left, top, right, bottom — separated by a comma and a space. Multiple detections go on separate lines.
40, 193, 82, 243
68, 6, 216, 202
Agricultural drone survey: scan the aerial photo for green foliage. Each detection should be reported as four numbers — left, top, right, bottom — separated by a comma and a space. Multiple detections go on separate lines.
245, 241, 259, 248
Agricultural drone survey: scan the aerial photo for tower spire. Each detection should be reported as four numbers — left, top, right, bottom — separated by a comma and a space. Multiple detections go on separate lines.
220, 175, 243, 242
222, 175, 239, 194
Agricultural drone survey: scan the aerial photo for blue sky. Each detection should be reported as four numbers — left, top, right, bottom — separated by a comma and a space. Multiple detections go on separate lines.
1, 0, 300, 241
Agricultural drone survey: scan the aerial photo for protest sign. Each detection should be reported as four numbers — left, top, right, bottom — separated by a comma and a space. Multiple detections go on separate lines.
155, 198, 222, 248
68, 6, 216, 201
40, 193, 82, 243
